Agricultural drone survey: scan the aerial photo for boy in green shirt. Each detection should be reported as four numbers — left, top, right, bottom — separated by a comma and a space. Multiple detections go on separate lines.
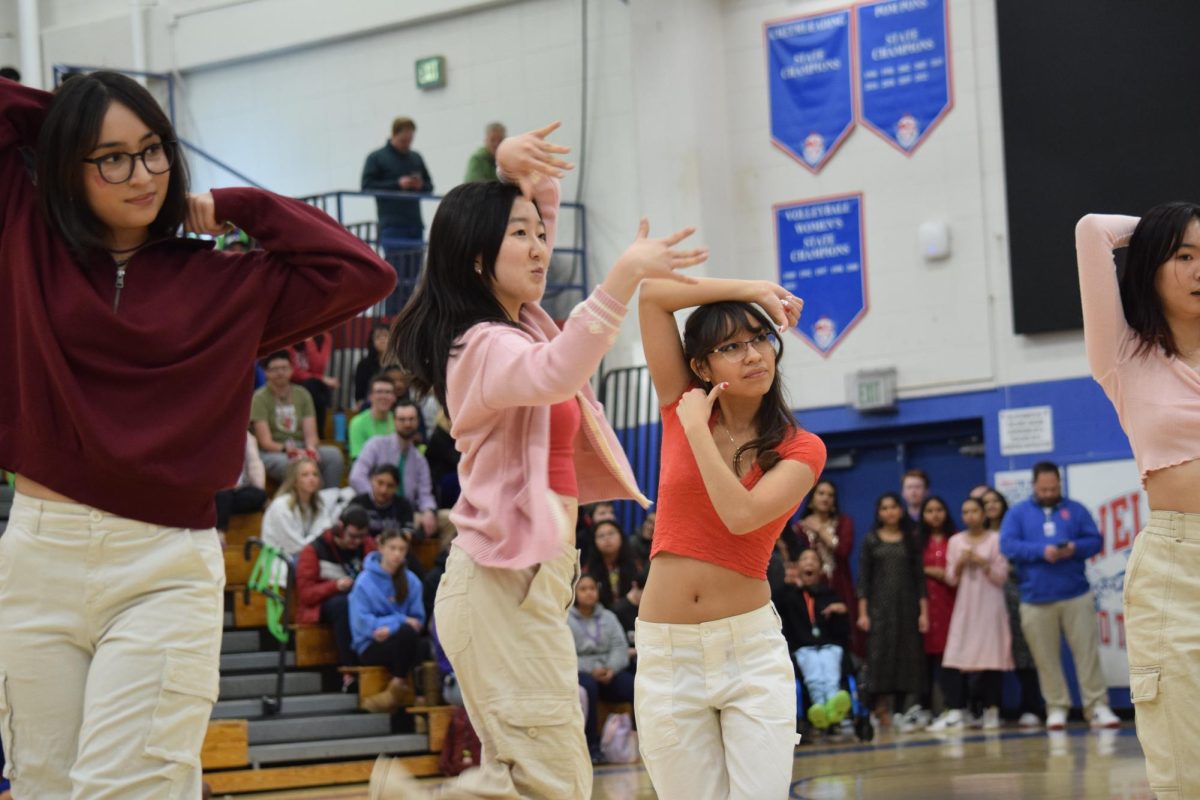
349, 374, 397, 458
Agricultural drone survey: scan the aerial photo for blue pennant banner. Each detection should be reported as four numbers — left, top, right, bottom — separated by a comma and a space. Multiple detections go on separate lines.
775, 194, 867, 357
856, 0, 952, 154
765, 9, 855, 173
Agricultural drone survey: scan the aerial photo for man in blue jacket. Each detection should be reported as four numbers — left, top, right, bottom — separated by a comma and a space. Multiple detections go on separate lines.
1000, 461, 1120, 731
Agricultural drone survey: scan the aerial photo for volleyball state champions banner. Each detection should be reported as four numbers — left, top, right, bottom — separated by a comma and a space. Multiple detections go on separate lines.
856, 0, 953, 154
764, 10, 855, 173
775, 194, 867, 357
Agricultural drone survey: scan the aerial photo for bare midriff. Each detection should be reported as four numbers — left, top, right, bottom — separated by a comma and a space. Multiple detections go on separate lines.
13, 474, 76, 503
1145, 459, 1200, 514
638, 552, 770, 625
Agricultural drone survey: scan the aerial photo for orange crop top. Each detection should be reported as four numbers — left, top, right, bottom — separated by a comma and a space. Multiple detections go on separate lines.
548, 397, 581, 498
651, 394, 826, 579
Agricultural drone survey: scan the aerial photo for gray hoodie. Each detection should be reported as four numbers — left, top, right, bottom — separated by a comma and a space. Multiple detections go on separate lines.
568, 605, 630, 674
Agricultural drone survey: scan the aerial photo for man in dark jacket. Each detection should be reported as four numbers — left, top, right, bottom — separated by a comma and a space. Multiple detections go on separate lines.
295, 506, 377, 668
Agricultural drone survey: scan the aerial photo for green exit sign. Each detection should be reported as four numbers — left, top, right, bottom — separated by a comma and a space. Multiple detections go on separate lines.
415, 56, 446, 90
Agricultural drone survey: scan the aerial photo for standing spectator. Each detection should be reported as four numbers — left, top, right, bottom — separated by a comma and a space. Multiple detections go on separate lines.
988, 488, 1044, 727
584, 520, 643, 610
350, 531, 427, 713
0, 72, 392, 798
261, 457, 336, 558
295, 506, 377, 675
788, 480, 856, 636
353, 323, 391, 407
857, 492, 928, 728
214, 431, 269, 543
916, 495, 957, 727
463, 122, 506, 183
999, 462, 1119, 731
929, 497, 1012, 731
901, 468, 930, 522
348, 400, 438, 539
362, 116, 433, 309
251, 351, 345, 492
568, 574, 633, 763
629, 511, 655, 563
349, 375, 396, 459
290, 333, 339, 436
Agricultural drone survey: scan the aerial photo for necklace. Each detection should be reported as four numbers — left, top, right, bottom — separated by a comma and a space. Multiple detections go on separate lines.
718, 413, 752, 470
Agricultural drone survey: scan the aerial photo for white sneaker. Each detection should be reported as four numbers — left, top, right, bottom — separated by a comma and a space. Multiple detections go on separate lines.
980, 706, 1001, 730
897, 704, 931, 733
927, 709, 964, 732
1046, 708, 1068, 731
1090, 703, 1121, 729
1018, 712, 1041, 728
965, 710, 984, 729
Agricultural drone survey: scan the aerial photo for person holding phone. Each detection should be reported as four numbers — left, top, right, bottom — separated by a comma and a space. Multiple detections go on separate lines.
999, 462, 1120, 731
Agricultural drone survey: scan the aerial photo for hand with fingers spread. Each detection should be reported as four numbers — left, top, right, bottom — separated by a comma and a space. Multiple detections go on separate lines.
615, 218, 707, 284
495, 121, 574, 200
184, 192, 232, 237
677, 382, 727, 435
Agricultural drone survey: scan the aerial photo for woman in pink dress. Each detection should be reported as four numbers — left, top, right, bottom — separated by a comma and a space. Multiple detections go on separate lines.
927, 496, 1013, 731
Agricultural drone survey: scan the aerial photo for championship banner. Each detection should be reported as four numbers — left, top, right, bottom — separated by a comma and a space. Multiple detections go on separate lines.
856, 0, 952, 154
774, 193, 867, 357
764, 9, 855, 174
1065, 459, 1147, 689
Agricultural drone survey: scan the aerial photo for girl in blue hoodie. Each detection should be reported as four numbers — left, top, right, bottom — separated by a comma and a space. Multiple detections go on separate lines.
349, 530, 426, 713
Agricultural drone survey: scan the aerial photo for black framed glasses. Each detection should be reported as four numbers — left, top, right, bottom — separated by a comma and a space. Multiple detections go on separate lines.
711, 332, 779, 362
82, 141, 175, 184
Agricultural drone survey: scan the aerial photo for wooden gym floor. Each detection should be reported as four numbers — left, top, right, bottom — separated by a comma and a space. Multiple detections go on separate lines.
230, 723, 1153, 799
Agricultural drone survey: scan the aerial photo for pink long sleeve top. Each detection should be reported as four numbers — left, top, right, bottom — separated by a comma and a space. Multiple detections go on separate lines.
443, 176, 650, 568
941, 531, 1012, 672
1076, 214, 1200, 483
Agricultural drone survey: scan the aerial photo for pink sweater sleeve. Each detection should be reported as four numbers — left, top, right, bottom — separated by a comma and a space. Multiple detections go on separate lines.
1075, 214, 1139, 381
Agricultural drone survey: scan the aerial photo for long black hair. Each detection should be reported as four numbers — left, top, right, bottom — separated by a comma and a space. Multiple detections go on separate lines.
377, 530, 410, 605
36, 71, 189, 259
683, 302, 796, 475
388, 181, 528, 407
1121, 201, 1200, 358
871, 490, 919, 557
916, 495, 956, 549
585, 520, 642, 609
981, 488, 1009, 531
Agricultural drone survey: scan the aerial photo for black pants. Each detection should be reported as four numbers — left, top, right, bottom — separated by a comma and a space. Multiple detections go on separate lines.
1014, 667, 1046, 717
320, 592, 356, 666
920, 652, 943, 711
941, 667, 1001, 713
578, 669, 636, 754
300, 378, 332, 436
214, 485, 268, 532
359, 624, 423, 679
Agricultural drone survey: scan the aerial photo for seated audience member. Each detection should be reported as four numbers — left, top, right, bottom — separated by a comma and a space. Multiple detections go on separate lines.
577, 500, 618, 564
349, 531, 427, 713
351, 464, 424, 579
296, 506, 377, 676
353, 323, 391, 408
629, 511, 655, 563
349, 374, 397, 459
261, 457, 336, 559
349, 400, 438, 538
290, 332, 339, 436
214, 431, 269, 545
585, 520, 643, 610
423, 408, 461, 509
381, 365, 437, 441
610, 567, 647, 670
777, 550, 852, 731
569, 574, 633, 763
251, 351, 345, 492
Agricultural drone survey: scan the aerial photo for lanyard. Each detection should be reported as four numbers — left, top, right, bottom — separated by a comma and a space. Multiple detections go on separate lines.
804, 590, 821, 638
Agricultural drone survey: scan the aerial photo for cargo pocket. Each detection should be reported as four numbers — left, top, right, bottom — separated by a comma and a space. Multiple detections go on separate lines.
491, 693, 581, 765
633, 644, 679, 754
0, 672, 16, 781
434, 551, 473, 658
1130, 666, 1161, 704
144, 652, 220, 769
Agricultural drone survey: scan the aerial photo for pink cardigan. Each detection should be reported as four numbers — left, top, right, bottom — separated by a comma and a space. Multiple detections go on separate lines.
1076, 214, 1200, 482
446, 291, 650, 568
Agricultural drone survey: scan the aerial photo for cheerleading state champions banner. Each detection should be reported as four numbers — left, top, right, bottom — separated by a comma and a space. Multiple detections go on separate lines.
774, 193, 867, 357
764, 9, 855, 174
856, 0, 952, 154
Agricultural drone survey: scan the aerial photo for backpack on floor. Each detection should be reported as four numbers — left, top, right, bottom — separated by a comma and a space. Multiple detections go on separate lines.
600, 712, 639, 764
438, 706, 483, 777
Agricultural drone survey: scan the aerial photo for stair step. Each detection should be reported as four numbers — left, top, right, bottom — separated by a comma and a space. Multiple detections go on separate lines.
220, 630, 261, 654
219, 672, 321, 701
248, 733, 427, 765
248, 713, 391, 745
220, 650, 296, 672
212, 692, 359, 720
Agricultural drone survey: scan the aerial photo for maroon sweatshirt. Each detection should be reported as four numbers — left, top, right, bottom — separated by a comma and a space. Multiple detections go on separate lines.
0, 80, 396, 528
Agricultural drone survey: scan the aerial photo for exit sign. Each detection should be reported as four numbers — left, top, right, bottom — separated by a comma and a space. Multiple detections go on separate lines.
415, 56, 446, 90
846, 367, 897, 413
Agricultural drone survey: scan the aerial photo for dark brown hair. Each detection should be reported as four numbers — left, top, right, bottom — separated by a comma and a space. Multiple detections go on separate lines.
377, 530, 410, 604
683, 302, 797, 475
36, 71, 189, 259
1121, 201, 1200, 358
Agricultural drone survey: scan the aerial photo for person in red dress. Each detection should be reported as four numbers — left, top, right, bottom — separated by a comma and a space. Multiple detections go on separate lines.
915, 495, 958, 729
